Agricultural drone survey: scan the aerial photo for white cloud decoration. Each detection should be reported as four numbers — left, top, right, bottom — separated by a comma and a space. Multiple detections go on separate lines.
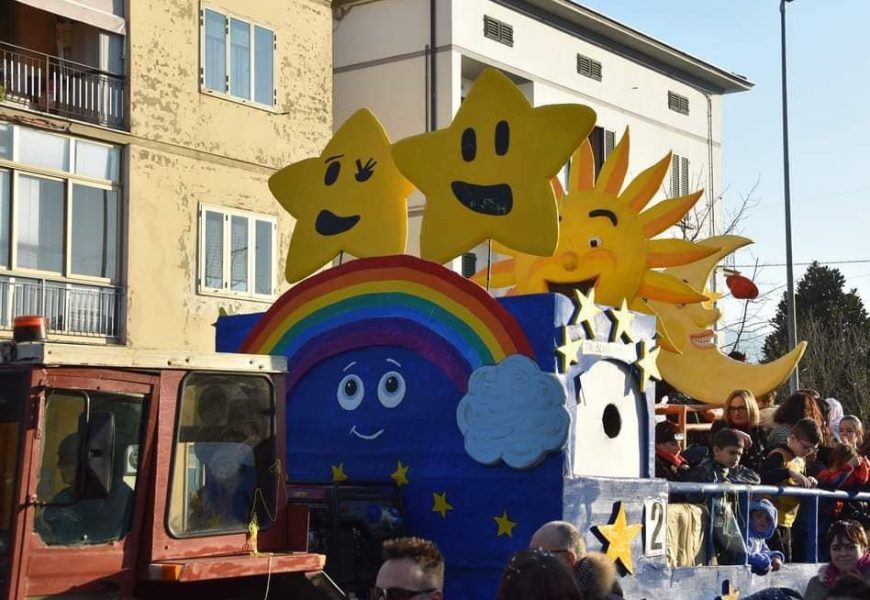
456, 354, 570, 470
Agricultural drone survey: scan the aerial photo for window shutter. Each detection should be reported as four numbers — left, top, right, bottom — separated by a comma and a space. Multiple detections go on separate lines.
671, 156, 680, 197
604, 129, 615, 159
500, 22, 514, 46
461, 253, 478, 278
484, 16, 500, 41
680, 156, 690, 197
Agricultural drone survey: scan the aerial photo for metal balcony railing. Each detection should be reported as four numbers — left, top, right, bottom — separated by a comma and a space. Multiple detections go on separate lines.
669, 481, 870, 565
0, 41, 124, 128
0, 276, 122, 338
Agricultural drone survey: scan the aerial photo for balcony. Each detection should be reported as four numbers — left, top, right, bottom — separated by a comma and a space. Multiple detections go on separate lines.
0, 41, 124, 129
0, 276, 121, 339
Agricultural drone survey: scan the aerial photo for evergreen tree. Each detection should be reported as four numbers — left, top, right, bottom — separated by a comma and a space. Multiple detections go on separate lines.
763, 262, 870, 418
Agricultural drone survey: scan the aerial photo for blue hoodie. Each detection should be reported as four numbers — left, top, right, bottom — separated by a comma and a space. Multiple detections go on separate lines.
748, 499, 786, 575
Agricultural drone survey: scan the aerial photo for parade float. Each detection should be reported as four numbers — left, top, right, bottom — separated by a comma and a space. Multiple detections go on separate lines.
216, 68, 819, 599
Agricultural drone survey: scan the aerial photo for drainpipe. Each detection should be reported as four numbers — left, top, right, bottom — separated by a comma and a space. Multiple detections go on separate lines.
429, 0, 437, 132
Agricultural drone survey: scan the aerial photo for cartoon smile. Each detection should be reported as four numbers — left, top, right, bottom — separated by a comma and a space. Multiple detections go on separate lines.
547, 277, 598, 297
689, 329, 717, 349
349, 425, 384, 440
315, 209, 361, 236
451, 181, 513, 216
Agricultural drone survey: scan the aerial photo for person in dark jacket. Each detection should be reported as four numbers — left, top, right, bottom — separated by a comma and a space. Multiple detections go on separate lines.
710, 389, 767, 473
685, 427, 761, 486
655, 420, 690, 481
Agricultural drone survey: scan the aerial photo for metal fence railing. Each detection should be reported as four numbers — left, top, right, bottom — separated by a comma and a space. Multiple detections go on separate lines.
669, 481, 870, 565
0, 41, 124, 128
0, 277, 122, 338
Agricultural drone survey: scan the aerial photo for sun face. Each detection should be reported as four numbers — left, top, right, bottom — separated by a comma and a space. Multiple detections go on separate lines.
479, 129, 717, 308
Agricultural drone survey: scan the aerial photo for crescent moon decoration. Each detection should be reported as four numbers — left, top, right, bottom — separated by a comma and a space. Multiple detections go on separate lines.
648, 235, 806, 405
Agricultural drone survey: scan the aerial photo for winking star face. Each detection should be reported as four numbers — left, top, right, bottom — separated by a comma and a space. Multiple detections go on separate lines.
391, 68, 596, 264
269, 108, 414, 282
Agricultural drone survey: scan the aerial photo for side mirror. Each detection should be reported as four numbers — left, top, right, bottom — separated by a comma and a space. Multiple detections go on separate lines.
77, 411, 115, 499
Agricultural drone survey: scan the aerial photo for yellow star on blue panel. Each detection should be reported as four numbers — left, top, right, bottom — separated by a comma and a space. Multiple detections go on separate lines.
331, 463, 349, 483
570, 288, 601, 338
432, 492, 454, 518
556, 326, 584, 373
593, 502, 642, 573
390, 460, 410, 487
606, 299, 635, 343
634, 340, 661, 389
493, 510, 517, 537
718, 580, 741, 600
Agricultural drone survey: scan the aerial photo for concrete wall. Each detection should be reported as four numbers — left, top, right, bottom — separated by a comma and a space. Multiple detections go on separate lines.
125, 0, 332, 350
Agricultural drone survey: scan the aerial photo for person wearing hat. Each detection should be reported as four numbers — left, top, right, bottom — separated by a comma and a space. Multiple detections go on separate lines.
655, 420, 689, 480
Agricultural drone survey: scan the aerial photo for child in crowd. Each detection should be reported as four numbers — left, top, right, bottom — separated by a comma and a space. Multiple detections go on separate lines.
655, 420, 690, 481
804, 520, 870, 600
686, 427, 761, 485
747, 499, 785, 575
840, 416, 865, 449
817, 444, 870, 517
759, 417, 821, 562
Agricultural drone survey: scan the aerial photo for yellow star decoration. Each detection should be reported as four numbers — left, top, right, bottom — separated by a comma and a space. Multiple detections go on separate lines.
268, 108, 414, 283
390, 460, 410, 487
556, 326, 584, 373
718, 580, 740, 600
594, 502, 642, 573
606, 299, 635, 343
493, 510, 518, 537
634, 340, 661, 390
330, 463, 349, 483
391, 67, 596, 264
570, 288, 601, 338
432, 492, 454, 518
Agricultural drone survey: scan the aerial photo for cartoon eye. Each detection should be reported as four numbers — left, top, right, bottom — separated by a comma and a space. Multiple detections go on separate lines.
355, 158, 377, 182
377, 371, 406, 408
337, 374, 364, 410
494, 120, 510, 156
324, 160, 341, 186
461, 127, 477, 162
589, 237, 602, 248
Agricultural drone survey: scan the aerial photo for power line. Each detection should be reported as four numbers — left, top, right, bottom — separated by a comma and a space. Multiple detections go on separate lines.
727, 259, 870, 268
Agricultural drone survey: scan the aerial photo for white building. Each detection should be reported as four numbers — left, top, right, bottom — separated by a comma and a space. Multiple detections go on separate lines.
333, 0, 752, 279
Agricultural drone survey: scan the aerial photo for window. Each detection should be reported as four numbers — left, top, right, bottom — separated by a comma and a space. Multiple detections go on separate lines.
671, 155, 690, 198
201, 8, 275, 107
577, 54, 602, 81
483, 15, 514, 47
668, 91, 690, 115
199, 205, 275, 298
461, 253, 478, 278
0, 122, 123, 338
169, 373, 276, 536
588, 126, 616, 176
34, 388, 146, 545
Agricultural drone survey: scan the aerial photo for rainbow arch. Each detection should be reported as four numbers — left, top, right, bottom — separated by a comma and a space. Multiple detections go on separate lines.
240, 255, 534, 391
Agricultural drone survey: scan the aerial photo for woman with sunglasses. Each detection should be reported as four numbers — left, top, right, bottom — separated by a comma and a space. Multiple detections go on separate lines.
804, 520, 870, 600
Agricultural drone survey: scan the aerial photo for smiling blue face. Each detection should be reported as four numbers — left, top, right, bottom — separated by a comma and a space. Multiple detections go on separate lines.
286, 345, 465, 481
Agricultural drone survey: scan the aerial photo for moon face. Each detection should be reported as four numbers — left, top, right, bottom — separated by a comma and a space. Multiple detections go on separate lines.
648, 235, 806, 405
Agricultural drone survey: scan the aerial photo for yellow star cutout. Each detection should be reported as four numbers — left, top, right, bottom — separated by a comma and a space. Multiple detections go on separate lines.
634, 340, 661, 389
391, 67, 596, 264
606, 299, 635, 343
570, 288, 601, 338
432, 492, 454, 518
268, 108, 414, 282
594, 502, 642, 573
493, 510, 517, 537
718, 580, 740, 600
556, 326, 584, 373
330, 463, 349, 483
390, 460, 410, 487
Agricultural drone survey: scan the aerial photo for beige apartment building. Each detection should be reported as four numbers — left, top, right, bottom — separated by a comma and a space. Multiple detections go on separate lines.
0, 0, 332, 350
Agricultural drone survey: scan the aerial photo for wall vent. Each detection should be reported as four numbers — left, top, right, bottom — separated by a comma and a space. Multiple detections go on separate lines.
668, 91, 689, 115
577, 54, 602, 81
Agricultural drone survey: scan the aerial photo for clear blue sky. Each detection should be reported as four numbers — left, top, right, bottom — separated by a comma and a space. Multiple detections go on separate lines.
575, 0, 870, 356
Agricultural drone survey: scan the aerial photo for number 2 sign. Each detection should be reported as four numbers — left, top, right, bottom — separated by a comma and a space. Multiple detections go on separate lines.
643, 498, 666, 557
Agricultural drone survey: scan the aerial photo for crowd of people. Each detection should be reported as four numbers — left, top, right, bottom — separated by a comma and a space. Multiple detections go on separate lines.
655, 387, 870, 598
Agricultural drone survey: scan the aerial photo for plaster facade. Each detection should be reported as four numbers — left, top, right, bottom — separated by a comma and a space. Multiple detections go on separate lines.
333, 0, 750, 278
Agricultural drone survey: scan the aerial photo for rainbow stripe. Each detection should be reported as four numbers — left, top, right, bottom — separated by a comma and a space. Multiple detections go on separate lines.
240, 255, 533, 391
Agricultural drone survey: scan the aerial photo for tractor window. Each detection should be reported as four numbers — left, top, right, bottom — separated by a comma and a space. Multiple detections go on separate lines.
34, 390, 146, 546
168, 373, 276, 537
0, 370, 27, 557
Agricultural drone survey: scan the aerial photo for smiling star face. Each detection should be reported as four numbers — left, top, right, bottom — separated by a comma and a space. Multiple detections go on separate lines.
391, 68, 596, 264
269, 109, 414, 282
